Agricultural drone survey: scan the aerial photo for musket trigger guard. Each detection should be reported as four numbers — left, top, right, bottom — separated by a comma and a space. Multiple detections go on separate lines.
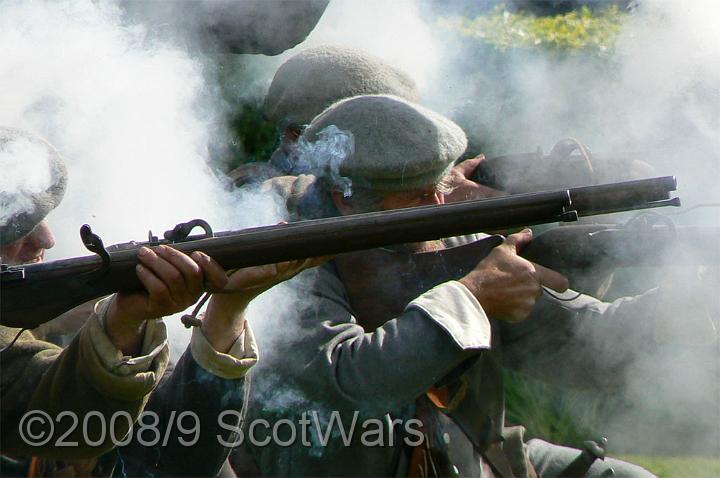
163, 219, 214, 242
80, 224, 111, 277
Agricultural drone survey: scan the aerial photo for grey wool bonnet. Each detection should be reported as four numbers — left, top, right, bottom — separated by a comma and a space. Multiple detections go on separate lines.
303, 95, 467, 191
265, 45, 419, 128
0, 127, 67, 244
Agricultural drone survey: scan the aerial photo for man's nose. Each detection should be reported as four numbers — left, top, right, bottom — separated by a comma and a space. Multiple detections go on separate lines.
30, 220, 55, 250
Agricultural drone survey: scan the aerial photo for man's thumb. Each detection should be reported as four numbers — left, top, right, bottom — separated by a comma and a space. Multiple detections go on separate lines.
504, 228, 533, 252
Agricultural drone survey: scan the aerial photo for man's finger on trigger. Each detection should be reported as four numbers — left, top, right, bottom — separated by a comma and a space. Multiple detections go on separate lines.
192, 251, 228, 292
533, 263, 569, 292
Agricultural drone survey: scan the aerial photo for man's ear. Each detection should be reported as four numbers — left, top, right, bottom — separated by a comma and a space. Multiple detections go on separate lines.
331, 189, 354, 215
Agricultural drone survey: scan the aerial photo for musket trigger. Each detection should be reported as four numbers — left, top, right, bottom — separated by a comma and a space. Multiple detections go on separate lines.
80, 224, 111, 276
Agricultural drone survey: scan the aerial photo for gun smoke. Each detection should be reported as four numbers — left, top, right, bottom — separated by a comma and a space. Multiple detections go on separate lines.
1, 0, 718, 461
0, 137, 54, 225
0, 0, 289, 355
424, 0, 720, 457
230, 0, 720, 458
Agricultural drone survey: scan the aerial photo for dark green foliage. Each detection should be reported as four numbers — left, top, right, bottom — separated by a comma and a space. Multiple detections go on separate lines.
504, 370, 599, 447
226, 101, 279, 172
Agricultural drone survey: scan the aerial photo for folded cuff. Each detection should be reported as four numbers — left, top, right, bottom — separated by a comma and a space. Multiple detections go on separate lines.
91, 296, 168, 375
79, 297, 169, 401
407, 281, 492, 350
190, 323, 259, 379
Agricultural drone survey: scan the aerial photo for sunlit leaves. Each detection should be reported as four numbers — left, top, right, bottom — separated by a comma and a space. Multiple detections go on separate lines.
440, 5, 627, 56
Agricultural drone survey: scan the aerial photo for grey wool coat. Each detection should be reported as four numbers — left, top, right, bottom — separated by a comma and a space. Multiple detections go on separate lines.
241, 239, 660, 477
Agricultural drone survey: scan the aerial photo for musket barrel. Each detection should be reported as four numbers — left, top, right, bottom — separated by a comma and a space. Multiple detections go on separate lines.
569, 176, 677, 216
170, 192, 573, 268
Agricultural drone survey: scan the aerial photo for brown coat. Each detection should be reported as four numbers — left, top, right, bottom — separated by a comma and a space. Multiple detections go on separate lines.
1, 301, 168, 459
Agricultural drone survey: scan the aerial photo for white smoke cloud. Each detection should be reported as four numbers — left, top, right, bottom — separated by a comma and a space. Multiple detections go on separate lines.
428, 1, 719, 213
0, 137, 53, 224
420, 0, 720, 456
0, 0, 286, 355
225, 0, 720, 457
3, 0, 718, 458
299, 0, 441, 92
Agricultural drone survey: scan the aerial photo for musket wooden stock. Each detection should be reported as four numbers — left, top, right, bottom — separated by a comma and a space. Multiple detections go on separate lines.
0, 177, 678, 328
1, 191, 572, 328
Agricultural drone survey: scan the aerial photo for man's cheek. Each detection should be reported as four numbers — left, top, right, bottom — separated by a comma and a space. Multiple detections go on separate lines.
1, 242, 23, 265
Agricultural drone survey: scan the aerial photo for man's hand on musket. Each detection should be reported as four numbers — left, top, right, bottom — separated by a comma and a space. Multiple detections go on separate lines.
459, 229, 569, 324
106, 245, 216, 356
444, 155, 504, 203
193, 253, 329, 353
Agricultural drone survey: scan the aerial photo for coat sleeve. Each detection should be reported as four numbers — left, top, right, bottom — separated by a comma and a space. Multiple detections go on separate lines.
0, 297, 169, 459
113, 324, 258, 477
499, 287, 661, 390
273, 265, 492, 418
